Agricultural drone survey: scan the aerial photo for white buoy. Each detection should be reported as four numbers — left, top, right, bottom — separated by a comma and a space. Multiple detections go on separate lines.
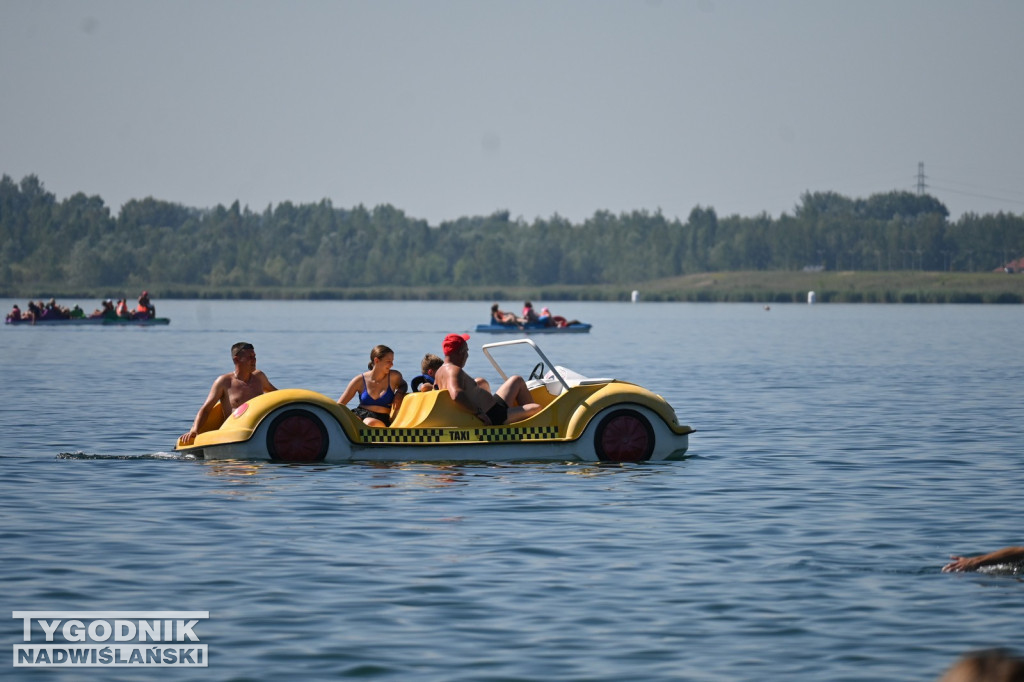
807, 291, 816, 304
631, 290, 639, 303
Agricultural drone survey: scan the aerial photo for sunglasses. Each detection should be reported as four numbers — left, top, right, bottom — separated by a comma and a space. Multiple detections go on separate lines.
233, 343, 256, 357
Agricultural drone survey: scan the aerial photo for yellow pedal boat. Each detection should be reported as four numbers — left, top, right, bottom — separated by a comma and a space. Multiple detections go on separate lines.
174, 339, 694, 463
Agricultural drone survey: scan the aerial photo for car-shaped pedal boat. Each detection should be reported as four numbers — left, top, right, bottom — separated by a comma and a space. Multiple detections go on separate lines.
174, 339, 693, 463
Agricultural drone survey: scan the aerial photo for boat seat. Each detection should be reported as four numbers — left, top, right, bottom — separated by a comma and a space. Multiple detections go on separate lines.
390, 389, 480, 429
196, 401, 228, 434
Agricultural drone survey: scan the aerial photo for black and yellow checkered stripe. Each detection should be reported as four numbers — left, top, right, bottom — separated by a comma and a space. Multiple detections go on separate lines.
358, 428, 446, 443
474, 425, 559, 442
358, 425, 560, 444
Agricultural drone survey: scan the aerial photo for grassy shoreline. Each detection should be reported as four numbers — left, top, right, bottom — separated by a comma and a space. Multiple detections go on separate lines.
4, 271, 1024, 303
635, 270, 1024, 303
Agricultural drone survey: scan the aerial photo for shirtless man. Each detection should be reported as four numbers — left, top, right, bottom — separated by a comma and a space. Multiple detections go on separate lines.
179, 342, 277, 445
434, 333, 541, 426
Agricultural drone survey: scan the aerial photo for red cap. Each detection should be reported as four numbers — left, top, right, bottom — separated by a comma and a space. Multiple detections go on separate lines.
442, 333, 470, 355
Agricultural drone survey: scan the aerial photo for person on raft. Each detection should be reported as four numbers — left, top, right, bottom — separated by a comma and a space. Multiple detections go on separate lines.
136, 291, 155, 319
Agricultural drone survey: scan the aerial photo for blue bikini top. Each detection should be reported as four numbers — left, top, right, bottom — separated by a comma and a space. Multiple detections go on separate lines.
359, 373, 395, 408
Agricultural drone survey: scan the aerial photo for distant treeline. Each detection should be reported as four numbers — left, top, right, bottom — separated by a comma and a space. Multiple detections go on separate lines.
1, 174, 1022, 293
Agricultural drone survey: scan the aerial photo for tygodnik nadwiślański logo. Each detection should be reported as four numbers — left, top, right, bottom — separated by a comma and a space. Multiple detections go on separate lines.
13, 611, 209, 668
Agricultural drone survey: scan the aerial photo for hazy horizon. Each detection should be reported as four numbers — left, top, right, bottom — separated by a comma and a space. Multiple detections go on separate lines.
3, 1, 1023, 225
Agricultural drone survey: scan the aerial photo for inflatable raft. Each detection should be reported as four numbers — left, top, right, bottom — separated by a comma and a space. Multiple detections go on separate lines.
5, 316, 170, 326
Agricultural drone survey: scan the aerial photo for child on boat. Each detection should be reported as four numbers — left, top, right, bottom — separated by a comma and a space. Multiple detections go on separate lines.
410, 353, 443, 392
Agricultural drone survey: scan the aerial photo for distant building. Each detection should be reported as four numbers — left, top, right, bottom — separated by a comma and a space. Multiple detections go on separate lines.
994, 257, 1024, 273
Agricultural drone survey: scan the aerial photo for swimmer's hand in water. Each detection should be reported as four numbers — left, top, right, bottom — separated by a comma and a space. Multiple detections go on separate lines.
942, 555, 976, 573
942, 547, 1024, 573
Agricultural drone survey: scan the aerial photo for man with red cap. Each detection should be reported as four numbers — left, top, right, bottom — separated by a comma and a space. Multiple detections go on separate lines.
436, 333, 541, 426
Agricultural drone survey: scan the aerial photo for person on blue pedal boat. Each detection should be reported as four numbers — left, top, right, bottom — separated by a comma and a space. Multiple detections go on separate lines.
490, 303, 521, 327
337, 345, 407, 427
540, 306, 581, 328
521, 301, 540, 325
435, 333, 541, 426
179, 342, 278, 446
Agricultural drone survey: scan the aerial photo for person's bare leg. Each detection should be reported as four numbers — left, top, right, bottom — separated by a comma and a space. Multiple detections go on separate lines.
505, 403, 542, 423
496, 376, 541, 422
496, 375, 533, 406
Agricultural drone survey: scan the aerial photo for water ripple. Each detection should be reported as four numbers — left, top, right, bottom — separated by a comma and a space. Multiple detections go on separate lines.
2, 302, 1023, 680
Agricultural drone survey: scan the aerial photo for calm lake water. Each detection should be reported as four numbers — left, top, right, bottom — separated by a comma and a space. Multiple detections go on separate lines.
2, 299, 1022, 680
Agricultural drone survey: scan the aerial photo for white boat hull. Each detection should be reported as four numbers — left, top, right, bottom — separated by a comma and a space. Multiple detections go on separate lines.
187, 402, 689, 463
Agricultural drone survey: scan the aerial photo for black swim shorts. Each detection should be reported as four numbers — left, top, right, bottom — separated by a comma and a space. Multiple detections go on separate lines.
484, 397, 508, 426
354, 406, 392, 427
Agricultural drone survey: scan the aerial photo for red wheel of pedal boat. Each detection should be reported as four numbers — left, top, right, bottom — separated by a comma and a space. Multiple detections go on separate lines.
594, 409, 656, 462
266, 409, 329, 462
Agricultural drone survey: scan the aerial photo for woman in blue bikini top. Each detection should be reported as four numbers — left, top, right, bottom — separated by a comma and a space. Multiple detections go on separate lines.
337, 345, 406, 427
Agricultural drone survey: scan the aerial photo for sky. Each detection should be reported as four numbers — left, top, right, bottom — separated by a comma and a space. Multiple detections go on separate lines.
3, 0, 1024, 226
